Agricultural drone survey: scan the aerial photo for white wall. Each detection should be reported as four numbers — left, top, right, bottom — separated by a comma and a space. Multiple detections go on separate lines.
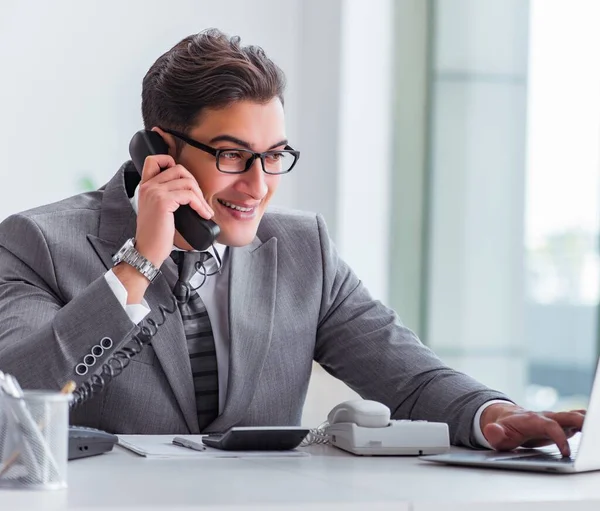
337, 0, 394, 303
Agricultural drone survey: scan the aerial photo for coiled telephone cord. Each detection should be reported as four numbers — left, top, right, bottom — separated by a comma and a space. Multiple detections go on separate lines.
70, 256, 220, 409
70, 297, 177, 409
300, 421, 330, 446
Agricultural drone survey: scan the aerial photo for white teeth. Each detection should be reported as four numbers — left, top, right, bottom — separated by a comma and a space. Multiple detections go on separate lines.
218, 199, 254, 212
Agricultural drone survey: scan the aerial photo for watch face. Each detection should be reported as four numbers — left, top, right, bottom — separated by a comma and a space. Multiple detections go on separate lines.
113, 238, 134, 264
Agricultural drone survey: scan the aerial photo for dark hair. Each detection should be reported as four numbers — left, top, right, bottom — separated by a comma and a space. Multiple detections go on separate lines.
142, 28, 286, 137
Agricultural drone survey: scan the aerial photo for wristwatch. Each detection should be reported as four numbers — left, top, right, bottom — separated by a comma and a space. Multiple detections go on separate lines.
112, 238, 161, 283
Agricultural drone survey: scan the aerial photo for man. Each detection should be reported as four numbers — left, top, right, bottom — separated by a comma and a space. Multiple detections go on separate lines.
0, 29, 584, 454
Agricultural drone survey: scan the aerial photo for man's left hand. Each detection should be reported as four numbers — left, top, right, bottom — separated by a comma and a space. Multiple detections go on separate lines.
480, 403, 586, 456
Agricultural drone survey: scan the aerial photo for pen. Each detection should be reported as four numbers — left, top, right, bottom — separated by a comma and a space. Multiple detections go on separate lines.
172, 436, 207, 452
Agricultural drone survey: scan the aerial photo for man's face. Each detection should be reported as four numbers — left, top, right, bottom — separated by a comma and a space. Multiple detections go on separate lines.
168, 98, 285, 247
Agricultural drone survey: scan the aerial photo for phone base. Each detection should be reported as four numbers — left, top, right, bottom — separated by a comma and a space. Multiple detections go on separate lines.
327, 421, 450, 456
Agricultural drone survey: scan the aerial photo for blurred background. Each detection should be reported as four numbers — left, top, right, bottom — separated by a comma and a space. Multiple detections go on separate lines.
1, 0, 598, 426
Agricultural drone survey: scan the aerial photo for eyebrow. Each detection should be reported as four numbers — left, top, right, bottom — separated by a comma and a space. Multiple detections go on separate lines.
209, 134, 288, 151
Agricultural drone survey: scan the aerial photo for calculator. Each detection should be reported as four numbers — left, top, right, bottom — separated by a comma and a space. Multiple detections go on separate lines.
202, 426, 309, 451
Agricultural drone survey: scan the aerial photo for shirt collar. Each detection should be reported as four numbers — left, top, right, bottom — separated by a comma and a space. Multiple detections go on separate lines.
130, 184, 227, 269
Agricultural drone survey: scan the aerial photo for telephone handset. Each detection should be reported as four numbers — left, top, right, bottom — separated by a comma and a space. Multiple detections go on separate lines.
128, 130, 220, 251
327, 399, 391, 428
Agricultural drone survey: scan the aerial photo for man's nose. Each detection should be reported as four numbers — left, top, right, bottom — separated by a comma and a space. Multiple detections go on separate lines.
241, 157, 268, 199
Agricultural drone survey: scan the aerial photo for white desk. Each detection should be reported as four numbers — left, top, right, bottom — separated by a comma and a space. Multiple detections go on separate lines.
2, 441, 600, 510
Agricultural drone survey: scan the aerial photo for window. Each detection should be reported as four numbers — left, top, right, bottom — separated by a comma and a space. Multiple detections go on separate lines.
423, 0, 599, 409
524, 0, 600, 410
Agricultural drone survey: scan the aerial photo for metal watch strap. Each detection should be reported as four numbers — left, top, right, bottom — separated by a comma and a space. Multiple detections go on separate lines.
112, 238, 161, 283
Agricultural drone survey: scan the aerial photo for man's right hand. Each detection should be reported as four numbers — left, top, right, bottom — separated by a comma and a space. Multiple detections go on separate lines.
113, 154, 214, 304
134, 154, 214, 267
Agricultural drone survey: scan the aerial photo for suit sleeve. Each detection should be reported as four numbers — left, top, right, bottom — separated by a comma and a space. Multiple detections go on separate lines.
0, 213, 139, 392
312, 214, 512, 447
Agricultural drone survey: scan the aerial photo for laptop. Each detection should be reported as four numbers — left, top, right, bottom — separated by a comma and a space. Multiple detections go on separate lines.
421, 361, 600, 474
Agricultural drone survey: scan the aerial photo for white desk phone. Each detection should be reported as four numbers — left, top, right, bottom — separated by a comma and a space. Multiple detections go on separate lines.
305, 399, 450, 456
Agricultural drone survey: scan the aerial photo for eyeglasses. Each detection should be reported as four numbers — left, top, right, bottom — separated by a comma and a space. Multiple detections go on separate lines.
161, 128, 300, 175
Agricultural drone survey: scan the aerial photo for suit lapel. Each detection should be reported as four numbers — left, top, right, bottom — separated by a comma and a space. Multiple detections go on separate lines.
85, 163, 137, 275
87, 235, 119, 271
86, 163, 199, 433
209, 236, 278, 432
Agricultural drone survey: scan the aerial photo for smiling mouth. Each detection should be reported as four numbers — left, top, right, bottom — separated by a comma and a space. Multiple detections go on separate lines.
217, 199, 257, 213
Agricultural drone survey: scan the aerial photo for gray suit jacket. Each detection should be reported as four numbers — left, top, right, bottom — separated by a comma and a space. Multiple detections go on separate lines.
0, 163, 508, 446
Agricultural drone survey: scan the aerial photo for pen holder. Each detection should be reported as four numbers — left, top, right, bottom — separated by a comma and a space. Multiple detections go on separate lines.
0, 390, 70, 490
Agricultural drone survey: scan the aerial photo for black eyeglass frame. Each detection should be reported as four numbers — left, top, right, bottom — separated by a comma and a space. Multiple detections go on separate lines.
161, 128, 300, 175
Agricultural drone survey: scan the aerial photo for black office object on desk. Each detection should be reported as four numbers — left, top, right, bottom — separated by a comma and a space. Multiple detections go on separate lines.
202, 426, 310, 451
68, 426, 118, 460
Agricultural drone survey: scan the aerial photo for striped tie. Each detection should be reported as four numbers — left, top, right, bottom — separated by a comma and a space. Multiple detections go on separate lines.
171, 250, 219, 432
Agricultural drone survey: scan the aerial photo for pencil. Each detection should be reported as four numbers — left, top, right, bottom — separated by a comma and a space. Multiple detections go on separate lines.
60, 381, 76, 395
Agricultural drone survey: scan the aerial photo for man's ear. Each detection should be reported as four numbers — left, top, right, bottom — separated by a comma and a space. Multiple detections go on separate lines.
151, 126, 178, 159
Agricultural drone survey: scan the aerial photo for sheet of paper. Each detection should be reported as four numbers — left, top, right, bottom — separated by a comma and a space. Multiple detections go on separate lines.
117, 435, 310, 459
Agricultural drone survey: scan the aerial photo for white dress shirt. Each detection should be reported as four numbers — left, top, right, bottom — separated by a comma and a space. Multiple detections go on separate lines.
103, 186, 510, 442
